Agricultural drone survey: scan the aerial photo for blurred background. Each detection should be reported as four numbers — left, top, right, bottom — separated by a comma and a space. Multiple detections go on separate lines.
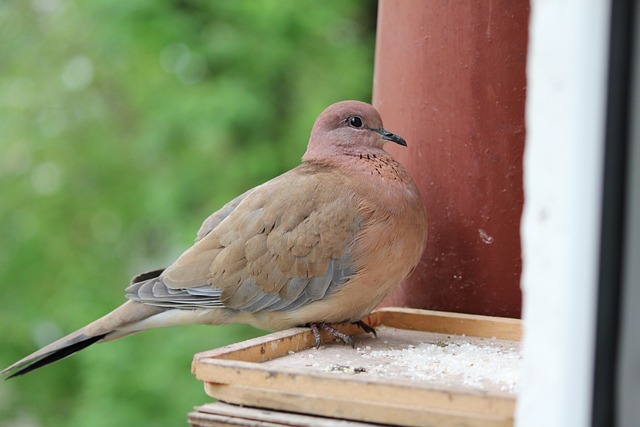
0, 1, 376, 425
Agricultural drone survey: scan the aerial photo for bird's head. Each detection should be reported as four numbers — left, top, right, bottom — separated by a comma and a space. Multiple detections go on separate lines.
303, 100, 406, 162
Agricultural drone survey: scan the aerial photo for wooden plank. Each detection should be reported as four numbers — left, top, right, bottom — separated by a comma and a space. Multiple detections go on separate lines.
194, 358, 515, 416
192, 308, 520, 369
206, 384, 513, 427
260, 326, 518, 395
371, 308, 522, 340
189, 410, 283, 427
191, 308, 521, 426
190, 402, 381, 427
193, 323, 364, 366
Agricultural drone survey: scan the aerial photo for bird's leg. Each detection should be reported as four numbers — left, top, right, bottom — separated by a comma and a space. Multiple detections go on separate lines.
319, 323, 355, 348
353, 320, 377, 338
309, 323, 322, 349
309, 322, 355, 349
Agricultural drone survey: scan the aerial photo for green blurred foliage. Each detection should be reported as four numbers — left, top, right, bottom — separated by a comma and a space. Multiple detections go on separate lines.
0, 0, 376, 425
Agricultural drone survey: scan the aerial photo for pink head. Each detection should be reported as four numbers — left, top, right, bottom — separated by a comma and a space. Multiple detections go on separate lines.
302, 101, 406, 162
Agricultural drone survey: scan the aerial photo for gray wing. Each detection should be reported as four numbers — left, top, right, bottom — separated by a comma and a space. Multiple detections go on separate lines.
126, 168, 361, 313
195, 188, 254, 241
125, 248, 355, 313
128, 189, 253, 285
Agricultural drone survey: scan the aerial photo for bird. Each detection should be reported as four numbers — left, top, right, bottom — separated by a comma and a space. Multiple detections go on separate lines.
2, 100, 427, 379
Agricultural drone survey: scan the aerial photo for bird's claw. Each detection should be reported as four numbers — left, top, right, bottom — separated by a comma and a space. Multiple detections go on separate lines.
309, 322, 355, 349
353, 320, 377, 338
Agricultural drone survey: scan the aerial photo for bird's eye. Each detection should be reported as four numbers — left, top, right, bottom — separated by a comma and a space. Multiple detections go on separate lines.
348, 116, 364, 128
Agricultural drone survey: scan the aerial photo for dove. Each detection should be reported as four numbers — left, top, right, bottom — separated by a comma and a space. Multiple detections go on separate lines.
3, 100, 427, 378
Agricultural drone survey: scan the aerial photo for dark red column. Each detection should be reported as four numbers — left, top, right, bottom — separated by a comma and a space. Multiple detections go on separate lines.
374, 0, 529, 318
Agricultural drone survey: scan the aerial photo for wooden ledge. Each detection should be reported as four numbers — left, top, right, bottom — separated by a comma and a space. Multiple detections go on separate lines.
191, 308, 522, 427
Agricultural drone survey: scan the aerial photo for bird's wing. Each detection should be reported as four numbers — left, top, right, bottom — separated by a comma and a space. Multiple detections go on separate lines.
194, 188, 254, 241
128, 188, 253, 285
126, 165, 363, 313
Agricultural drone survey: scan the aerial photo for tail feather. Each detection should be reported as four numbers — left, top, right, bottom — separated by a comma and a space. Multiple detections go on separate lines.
5, 334, 107, 379
3, 301, 165, 379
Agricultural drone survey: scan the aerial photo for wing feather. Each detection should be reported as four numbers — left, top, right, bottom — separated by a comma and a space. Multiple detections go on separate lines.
126, 165, 362, 314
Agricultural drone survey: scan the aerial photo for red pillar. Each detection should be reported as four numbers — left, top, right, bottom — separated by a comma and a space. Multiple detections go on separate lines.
374, 1, 529, 318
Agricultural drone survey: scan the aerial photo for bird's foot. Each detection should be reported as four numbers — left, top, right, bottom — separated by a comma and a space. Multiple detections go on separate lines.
352, 320, 377, 338
309, 322, 355, 349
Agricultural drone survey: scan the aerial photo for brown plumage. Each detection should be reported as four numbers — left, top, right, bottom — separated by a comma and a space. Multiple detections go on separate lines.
2, 100, 427, 378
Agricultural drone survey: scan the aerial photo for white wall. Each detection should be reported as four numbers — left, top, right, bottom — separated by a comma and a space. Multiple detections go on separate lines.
517, 1, 611, 426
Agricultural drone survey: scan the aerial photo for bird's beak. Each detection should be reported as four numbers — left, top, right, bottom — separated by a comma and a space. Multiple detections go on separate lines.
372, 128, 407, 147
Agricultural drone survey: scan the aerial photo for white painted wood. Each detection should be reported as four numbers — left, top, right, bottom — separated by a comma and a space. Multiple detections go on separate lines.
518, 1, 611, 426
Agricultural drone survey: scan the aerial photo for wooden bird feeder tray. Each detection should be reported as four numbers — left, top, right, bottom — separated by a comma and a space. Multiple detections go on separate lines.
190, 308, 522, 427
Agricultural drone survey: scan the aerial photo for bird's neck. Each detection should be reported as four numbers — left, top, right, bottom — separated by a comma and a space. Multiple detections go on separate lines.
303, 149, 422, 216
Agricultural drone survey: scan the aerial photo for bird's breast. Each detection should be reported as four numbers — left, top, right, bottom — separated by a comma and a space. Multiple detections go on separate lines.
343, 154, 427, 309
